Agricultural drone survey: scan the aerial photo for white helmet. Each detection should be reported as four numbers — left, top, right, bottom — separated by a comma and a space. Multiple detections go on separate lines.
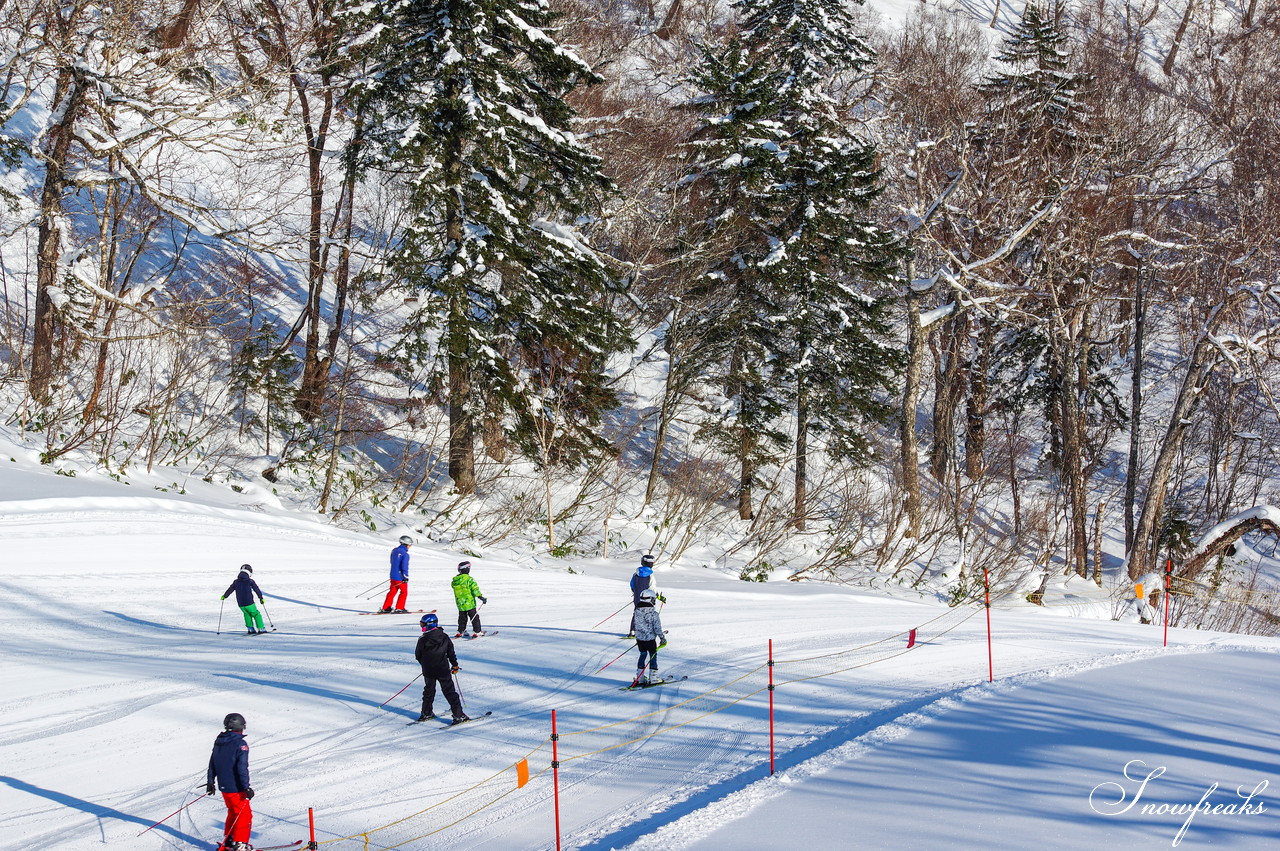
399, 535, 414, 545
639, 588, 657, 603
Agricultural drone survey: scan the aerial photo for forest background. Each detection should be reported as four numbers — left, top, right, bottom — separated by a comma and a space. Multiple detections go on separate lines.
3, 0, 1280, 633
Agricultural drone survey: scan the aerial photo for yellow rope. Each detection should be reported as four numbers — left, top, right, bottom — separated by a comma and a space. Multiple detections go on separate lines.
319, 602, 985, 842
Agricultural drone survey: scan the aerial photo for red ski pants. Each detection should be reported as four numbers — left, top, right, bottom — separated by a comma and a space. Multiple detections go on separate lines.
221, 791, 252, 844
383, 580, 408, 611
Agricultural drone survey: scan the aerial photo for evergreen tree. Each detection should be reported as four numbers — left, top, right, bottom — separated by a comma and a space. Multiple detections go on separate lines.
978, 1, 1089, 164
675, 39, 791, 520
352, 0, 627, 494
737, 0, 905, 526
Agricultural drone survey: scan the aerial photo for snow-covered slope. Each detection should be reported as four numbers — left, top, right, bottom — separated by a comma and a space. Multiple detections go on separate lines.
2, 462, 1277, 850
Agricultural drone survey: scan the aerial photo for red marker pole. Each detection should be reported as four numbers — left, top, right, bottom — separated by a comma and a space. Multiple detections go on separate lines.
552, 710, 562, 851
984, 568, 993, 682
307, 807, 317, 850
1163, 559, 1172, 648
768, 639, 776, 775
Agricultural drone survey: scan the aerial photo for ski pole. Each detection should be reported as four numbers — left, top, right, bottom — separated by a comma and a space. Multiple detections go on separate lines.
356, 579, 388, 599
217, 597, 225, 635
453, 670, 467, 708
259, 597, 276, 630
594, 642, 636, 674
592, 599, 631, 630
379, 673, 422, 708
137, 791, 204, 837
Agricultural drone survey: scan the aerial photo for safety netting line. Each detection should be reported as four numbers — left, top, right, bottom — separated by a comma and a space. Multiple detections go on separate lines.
1168, 574, 1280, 602
557, 664, 769, 737
313, 604, 986, 846
558, 683, 774, 763
774, 603, 976, 665
315, 738, 552, 848
775, 606, 984, 686
371, 762, 557, 850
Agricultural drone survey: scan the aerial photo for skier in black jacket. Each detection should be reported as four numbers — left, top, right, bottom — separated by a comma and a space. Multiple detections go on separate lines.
205, 712, 254, 851
414, 613, 469, 724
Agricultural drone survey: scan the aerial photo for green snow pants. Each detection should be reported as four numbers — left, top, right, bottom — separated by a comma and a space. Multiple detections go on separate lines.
240, 603, 265, 632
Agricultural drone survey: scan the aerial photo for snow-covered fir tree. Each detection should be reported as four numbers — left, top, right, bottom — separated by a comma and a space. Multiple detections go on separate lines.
738, 0, 904, 527
674, 39, 791, 521
351, 0, 628, 494
977, 1, 1089, 164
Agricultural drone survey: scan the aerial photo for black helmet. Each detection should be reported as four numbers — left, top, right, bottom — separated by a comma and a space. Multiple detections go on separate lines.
240, 564, 253, 573
223, 712, 246, 732
457, 561, 471, 574
640, 554, 656, 567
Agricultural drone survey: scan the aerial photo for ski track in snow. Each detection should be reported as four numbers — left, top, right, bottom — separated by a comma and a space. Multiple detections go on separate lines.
4, 480, 1279, 849
603, 645, 1280, 851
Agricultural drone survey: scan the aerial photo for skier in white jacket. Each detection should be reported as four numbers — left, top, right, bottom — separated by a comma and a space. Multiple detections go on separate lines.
631, 588, 666, 686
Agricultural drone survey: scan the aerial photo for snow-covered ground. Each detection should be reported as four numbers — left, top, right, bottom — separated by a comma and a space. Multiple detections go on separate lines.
2, 455, 1277, 850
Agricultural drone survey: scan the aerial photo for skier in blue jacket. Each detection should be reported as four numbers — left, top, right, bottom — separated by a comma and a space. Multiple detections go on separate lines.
381, 535, 413, 613
222, 565, 266, 634
205, 712, 254, 851
626, 554, 658, 638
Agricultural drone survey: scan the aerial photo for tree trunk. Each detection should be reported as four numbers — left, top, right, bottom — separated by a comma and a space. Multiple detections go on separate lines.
291, 64, 336, 421
646, 359, 677, 506
1124, 262, 1145, 556
1162, 0, 1198, 76
964, 320, 994, 479
738, 429, 755, 521
30, 67, 86, 406
156, 0, 202, 50
900, 267, 925, 536
1129, 294, 1245, 577
655, 0, 684, 39
930, 309, 965, 483
794, 380, 808, 531
1059, 379, 1088, 577
447, 292, 476, 494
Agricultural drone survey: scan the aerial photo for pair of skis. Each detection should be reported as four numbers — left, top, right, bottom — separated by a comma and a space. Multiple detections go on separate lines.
622, 675, 686, 691
407, 710, 493, 727
358, 608, 435, 616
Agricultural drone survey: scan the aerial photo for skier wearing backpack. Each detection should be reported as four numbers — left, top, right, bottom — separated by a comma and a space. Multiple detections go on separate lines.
451, 561, 487, 637
221, 565, 266, 635
632, 588, 667, 686
626, 553, 658, 638
415, 613, 470, 724
205, 712, 254, 851
381, 535, 413, 613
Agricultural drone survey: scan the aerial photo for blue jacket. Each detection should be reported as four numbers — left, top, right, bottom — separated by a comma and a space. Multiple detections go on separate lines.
224, 572, 263, 608
630, 571, 653, 605
390, 544, 410, 582
207, 730, 251, 793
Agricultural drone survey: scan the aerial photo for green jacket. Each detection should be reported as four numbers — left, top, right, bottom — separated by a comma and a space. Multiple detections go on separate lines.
451, 574, 483, 610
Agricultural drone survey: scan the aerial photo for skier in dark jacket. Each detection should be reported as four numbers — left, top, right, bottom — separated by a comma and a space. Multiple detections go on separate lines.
381, 535, 413, 613
414, 613, 470, 724
222, 565, 266, 634
205, 712, 254, 851
626, 554, 658, 638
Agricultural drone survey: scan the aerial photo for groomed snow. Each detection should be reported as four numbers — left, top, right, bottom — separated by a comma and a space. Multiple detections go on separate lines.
1, 459, 1277, 850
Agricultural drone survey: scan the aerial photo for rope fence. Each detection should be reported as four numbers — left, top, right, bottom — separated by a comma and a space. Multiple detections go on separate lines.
303, 602, 983, 849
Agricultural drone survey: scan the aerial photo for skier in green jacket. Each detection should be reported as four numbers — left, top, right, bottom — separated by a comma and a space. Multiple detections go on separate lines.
451, 561, 487, 637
